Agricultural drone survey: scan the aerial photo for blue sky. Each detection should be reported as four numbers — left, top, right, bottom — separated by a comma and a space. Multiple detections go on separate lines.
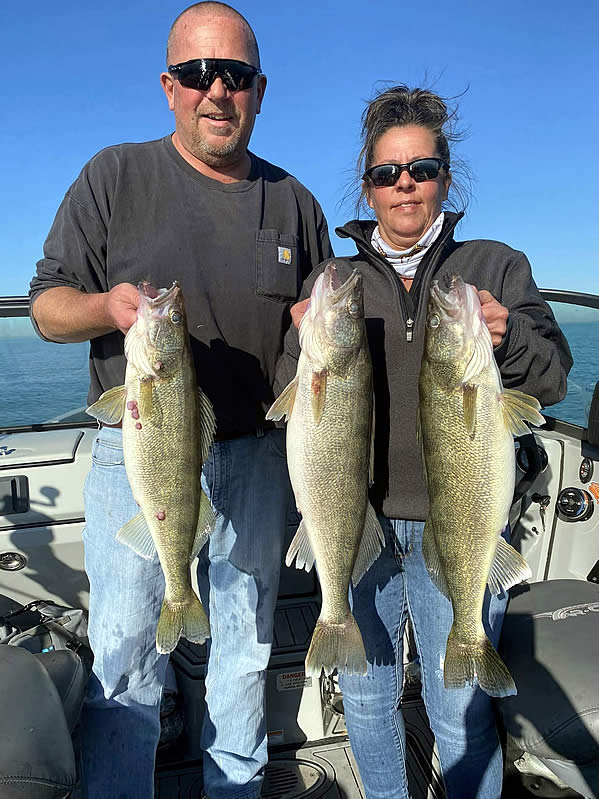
3, 0, 598, 297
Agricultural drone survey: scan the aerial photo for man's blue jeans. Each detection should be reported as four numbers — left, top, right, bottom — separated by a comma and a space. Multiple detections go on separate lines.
340, 518, 508, 799
79, 425, 291, 799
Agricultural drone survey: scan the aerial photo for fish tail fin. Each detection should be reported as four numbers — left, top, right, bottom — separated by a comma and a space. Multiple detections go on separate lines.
181, 594, 210, 646
305, 614, 367, 677
444, 627, 516, 698
156, 594, 210, 654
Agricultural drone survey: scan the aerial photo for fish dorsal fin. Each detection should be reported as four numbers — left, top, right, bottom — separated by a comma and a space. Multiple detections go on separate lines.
461, 319, 493, 385
488, 536, 532, 595
191, 489, 216, 561
500, 388, 545, 436
86, 385, 127, 425
351, 502, 385, 586
116, 511, 157, 561
422, 519, 450, 599
311, 370, 328, 425
285, 519, 315, 572
266, 376, 298, 422
462, 384, 478, 437
198, 388, 216, 464
138, 379, 153, 421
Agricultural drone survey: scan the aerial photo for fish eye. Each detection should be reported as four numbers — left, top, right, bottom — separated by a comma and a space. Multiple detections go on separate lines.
428, 314, 441, 329
170, 311, 183, 325
348, 300, 361, 317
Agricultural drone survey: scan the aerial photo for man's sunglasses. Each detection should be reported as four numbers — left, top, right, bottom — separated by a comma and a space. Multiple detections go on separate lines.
363, 158, 449, 187
167, 58, 260, 92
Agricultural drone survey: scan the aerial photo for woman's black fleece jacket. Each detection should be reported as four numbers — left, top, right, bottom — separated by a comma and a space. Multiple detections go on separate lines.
274, 212, 573, 521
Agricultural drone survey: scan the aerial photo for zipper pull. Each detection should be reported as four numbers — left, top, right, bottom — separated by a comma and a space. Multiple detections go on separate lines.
406, 318, 414, 342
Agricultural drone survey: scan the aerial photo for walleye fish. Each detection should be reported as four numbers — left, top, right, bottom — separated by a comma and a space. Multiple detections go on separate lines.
267, 263, 384, 677
418, 275, 543, 697
87, 281, 216, 654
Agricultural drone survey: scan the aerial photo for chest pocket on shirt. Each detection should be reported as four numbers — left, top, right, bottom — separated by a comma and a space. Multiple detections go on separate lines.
255, 229, 300, 302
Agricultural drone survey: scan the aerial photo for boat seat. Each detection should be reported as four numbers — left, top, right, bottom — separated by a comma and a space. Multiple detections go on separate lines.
497, 579, 599, 798
33, 649, 87, 732
0, 645, 82, 798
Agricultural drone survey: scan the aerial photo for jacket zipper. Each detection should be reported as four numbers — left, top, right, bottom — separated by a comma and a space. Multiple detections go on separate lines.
352, 212, 463, 344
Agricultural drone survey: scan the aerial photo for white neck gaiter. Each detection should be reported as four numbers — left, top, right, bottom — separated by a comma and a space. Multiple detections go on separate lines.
371, 212, 445, 278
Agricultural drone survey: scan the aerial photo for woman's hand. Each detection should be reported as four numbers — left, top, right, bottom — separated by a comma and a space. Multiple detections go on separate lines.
291, 298, 310, 329
478, 290, 509, 347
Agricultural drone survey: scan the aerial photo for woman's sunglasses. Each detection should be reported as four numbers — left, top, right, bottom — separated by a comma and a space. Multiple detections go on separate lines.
167, 58, 260, 92
363, 158, 449, 187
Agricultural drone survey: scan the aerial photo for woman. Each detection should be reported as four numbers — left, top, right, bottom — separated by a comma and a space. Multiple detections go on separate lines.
275, 86, 572, 798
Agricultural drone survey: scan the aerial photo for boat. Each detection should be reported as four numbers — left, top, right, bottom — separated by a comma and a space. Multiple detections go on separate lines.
0, 289, 598, 798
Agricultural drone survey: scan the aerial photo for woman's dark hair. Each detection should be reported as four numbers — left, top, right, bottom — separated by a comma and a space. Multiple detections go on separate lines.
354, 85, 471, 214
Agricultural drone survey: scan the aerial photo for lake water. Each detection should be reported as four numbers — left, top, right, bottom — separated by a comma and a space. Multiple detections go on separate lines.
1, 322, 598, 430
548, 322, 599, 426
0, 337, 91, 428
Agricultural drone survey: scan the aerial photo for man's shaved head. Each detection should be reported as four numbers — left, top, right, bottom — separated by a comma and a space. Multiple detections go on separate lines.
167, 2, 260, 68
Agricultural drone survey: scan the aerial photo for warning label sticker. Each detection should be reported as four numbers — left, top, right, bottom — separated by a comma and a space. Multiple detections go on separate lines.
267, 729, 285, 745
276, 670, 312, 691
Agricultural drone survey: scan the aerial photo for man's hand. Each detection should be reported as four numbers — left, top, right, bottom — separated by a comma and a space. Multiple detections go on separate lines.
32, 283, 140, 343
105, 283, 140, 335
478, 289, 509, 347
290, 298, 310, 329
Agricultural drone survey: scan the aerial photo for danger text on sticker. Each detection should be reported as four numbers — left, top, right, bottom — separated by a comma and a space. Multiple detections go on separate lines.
276, 671, 313, 691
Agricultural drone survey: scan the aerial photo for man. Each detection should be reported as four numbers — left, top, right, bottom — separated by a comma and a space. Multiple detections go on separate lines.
29, 4, 332, 797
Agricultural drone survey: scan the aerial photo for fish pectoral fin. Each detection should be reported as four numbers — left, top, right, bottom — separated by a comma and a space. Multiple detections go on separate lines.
266, 376, 299, 422
462, 384, 478, 437
488, 536, 532, 595
352, 502, 385, 586
191, 489, 216, 561
86, 385, 127, 425
198, 388, 216, 463
285, 519, 315, 572
422, 520, 450, 598
461, 324, 493, 384
138, 379, 154, 422
311, 369, 328, 425
500, 389, 545, 436
116, 511, 157, 560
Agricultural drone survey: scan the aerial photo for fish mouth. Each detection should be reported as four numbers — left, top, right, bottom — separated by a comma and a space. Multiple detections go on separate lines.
314, 263, 362, 306
306, 264, 362, 325
299, 263, 364, 361
430, 275, 466, 318
136, 281, 184, 348
138, 281, 180, 310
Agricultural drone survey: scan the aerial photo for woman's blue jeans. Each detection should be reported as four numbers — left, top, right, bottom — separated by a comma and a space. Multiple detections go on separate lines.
339, 518, 508, 799
79, 426, 291, 799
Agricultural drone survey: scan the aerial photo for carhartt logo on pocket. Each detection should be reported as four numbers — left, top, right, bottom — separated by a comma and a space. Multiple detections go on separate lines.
278, 247, 292, 265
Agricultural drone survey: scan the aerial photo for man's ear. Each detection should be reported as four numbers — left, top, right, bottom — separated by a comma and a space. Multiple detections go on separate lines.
160, 72, 176, 111
255, 74, 267, 114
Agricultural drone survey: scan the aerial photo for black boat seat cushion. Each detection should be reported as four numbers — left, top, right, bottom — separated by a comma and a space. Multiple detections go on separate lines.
0, 645, 76, 798
498, 579, 599, 766
33, 649, 87, 732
